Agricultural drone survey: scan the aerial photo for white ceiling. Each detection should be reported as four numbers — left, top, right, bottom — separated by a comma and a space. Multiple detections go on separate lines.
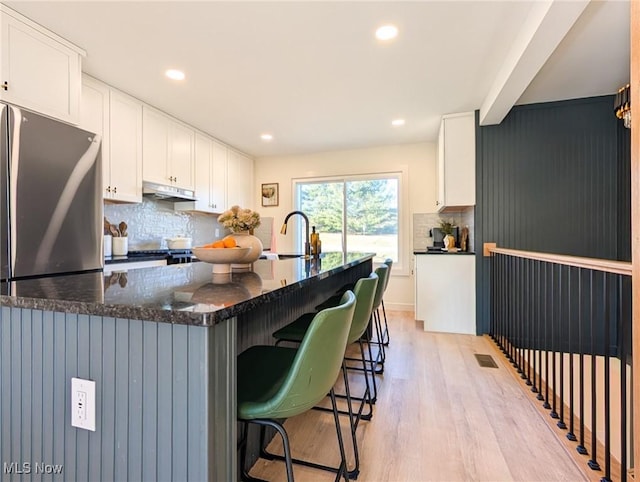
5, 1, 630, 158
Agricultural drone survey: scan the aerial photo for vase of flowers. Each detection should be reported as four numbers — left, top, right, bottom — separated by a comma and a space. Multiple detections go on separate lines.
439, 219, 456, 251
217, 206, 263, 267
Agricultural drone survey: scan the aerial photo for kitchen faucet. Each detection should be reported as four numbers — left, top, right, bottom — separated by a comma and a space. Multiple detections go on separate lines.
280, 211, 310, 258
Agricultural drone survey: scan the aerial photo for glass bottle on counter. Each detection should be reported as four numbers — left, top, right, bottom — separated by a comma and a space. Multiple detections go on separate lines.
310, 226, 321, 256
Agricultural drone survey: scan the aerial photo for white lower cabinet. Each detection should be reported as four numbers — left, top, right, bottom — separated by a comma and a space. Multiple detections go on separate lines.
415, 254, 476, 335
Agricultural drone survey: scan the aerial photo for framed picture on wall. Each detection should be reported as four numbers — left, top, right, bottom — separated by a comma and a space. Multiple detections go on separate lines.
261, 183, 279, 207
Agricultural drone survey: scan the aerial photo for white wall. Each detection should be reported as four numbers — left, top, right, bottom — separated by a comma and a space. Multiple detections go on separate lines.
254, 142, 436, 312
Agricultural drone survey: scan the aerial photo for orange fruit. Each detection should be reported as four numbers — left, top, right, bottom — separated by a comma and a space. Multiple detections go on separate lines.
212, 240, 225, 248
223, 237, 237, 248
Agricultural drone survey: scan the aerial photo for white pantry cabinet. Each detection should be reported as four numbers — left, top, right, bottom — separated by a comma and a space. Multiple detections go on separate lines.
142, 106, 195, 191
227, 150, 254, 209
436, 112, 475, 212
415, 254, 476, 335
0, 5, 84, 124
80, 76, 142, 202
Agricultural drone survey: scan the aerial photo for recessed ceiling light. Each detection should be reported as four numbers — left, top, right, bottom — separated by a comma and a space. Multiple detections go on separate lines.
261, 134, 273, 141
165, 69, 185, 81
392, 119, 405, 126
376, 25, 398, 41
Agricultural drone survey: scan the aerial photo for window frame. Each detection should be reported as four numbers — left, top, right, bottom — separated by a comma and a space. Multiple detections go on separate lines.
292, 168, 408, 275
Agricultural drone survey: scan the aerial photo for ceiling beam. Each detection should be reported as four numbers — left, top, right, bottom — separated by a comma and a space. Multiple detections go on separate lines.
479, 0, 590, 126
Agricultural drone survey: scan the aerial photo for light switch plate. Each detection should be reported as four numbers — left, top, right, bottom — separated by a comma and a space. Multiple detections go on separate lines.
71, 377, 96, 431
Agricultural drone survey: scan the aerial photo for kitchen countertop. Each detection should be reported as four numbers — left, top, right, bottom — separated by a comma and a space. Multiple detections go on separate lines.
1, 252, 374, 326
414, 249, 475, 255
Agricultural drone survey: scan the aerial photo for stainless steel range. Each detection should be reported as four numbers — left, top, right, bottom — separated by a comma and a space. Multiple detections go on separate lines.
124, 249, 194, 265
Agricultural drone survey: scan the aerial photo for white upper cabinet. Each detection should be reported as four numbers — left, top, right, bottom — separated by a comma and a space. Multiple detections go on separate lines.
176, 133, 240, 214
436, 111, 475, 212
227, 150, 254, 210
210, 139, 228, 211
80, 75, 142, 203
108, 89, 143, 203
142, 106, 195, 191
0, 5, 84, 124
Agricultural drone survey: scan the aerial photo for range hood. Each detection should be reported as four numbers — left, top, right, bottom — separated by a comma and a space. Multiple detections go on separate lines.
142, 181, 197, 202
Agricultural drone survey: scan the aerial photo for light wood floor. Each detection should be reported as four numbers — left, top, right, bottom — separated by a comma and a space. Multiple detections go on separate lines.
249, 311, 588, 482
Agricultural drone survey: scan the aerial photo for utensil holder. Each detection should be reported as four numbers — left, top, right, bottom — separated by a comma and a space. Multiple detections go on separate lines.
112, 236, 128, 256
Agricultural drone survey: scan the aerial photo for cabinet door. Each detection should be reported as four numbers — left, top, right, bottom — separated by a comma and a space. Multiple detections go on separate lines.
0, 11, 81, 124
210, 140, 228, 212
109, 90, 142, 202
169, 121, 195, 191
442, 113, 475, 207
436, 121, 445, 209
142, 106, 170, 184
193, 133, 213, 212
416, 255, 476, 335
80, 76, 110, 197
227, 150, 254, 209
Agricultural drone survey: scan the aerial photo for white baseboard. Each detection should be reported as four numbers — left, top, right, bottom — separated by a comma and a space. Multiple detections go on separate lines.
384, 302, 414, 312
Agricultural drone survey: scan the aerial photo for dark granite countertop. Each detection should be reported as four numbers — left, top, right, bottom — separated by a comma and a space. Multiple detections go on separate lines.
1, 252, 374, 326
414, 250, 475, 255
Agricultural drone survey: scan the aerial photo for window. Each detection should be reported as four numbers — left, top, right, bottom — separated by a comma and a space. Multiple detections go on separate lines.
294, 173, 401, 264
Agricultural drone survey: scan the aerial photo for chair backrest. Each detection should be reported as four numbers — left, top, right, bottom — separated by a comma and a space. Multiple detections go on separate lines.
383, 258, 393, 292
372, 264, 389, 310
348, 272, 379, 344
265, 290, 356, 419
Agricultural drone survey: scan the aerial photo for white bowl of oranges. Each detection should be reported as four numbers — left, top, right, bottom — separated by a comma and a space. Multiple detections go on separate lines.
192, 237, 252, 273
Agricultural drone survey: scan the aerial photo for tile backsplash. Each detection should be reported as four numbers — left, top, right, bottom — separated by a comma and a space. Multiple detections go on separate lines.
104, 198, 222, 250
413, 207, 475, 251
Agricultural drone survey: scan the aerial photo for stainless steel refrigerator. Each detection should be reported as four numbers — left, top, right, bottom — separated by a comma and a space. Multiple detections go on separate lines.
1, 103, 103, 282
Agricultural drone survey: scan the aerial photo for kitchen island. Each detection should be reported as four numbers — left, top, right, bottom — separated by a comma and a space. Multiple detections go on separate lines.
0, 252, 373, 482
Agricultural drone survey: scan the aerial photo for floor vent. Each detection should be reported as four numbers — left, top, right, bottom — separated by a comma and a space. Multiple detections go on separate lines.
475, 354, 499, 368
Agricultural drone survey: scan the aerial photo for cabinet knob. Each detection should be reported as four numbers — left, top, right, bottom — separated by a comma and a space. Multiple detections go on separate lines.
436, 201, 440, 205
1, 81, 7, 91
168, 176, 174, 182
113, 186, 117, 194
106, 186, 111, 193
174, 177, 177, 183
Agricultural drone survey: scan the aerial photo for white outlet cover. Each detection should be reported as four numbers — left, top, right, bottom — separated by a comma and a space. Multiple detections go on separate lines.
71, 377, 96, 431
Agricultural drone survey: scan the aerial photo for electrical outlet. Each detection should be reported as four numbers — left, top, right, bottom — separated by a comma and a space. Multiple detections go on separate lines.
215, 228, 220, 237
71, 378, 96, 431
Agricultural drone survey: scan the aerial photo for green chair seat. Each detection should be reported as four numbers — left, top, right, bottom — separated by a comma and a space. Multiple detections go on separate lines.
271, 313, 315, 344
237, 345, 298, 420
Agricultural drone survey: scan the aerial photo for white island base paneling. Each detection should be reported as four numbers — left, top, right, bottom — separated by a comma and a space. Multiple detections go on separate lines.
415, 254, 476, 335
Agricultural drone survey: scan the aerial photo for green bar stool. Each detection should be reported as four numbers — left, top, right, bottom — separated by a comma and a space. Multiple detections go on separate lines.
237, 291, 356, 482
272, 273, 379, 479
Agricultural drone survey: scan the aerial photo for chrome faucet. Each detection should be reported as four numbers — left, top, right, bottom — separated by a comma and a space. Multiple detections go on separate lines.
280, 211, 310, 257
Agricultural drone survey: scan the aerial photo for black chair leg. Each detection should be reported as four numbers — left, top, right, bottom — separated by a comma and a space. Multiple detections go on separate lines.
239, 420, 287, 482
340, 360, 360, 479
381, 299, 390, 346
252, 419, 295, 482
329, 388, 350, 482
372, 310, 385, 373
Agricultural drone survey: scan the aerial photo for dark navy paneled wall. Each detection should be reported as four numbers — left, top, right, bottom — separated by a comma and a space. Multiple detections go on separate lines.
476, 95, 631, 334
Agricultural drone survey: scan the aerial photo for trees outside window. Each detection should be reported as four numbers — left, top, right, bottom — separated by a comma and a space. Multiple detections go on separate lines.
296, 175, 399, 263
